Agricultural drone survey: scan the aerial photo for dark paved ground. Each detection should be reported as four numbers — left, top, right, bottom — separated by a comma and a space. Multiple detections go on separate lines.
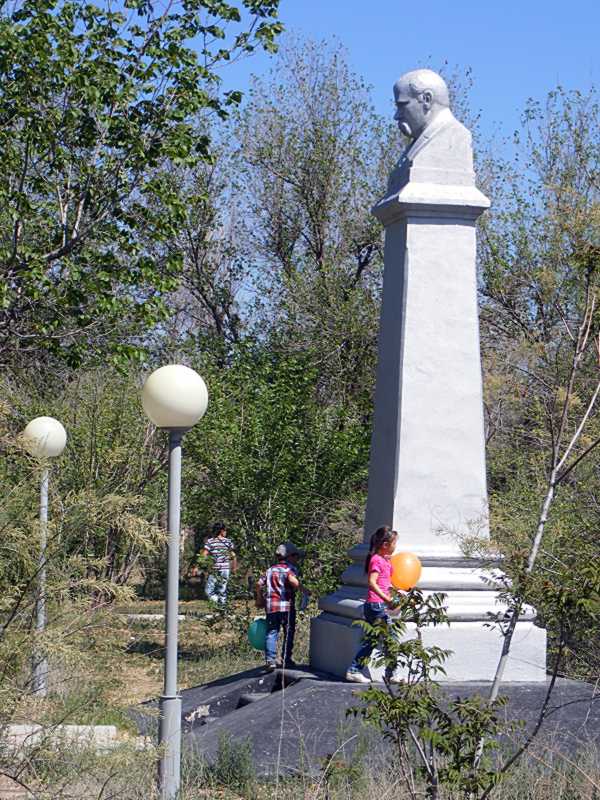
132, 668, 600, 778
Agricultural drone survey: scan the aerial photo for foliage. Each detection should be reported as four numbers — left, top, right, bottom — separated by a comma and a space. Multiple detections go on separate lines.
236, 37, 395, 406
184, 341, 370, 595
153, 138, 250, 350
1, 369, 166, 586
318, 730, 371, 796
479, 86, 600, 682
349, 590, 515, 800
0, 0, 282, 368
0, 737, 159, 799
240, 36, 391, 279
0, 487, 149, 795
211, 733, 256, 792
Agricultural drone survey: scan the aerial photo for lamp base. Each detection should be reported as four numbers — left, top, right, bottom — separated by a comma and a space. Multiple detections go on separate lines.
158, 695, 182, 800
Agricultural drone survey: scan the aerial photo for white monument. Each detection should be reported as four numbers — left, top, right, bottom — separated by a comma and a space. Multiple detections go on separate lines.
310, 69, 546, 682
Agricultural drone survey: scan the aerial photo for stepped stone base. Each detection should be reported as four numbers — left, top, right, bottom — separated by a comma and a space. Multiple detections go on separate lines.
309, 550, 547, 682
310, 613, 546, 682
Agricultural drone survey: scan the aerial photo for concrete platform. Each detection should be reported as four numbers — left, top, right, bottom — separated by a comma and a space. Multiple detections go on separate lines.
132, 669, 600, 778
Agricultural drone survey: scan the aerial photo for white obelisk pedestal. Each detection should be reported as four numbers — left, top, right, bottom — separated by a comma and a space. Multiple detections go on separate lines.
310, 98, 546, 682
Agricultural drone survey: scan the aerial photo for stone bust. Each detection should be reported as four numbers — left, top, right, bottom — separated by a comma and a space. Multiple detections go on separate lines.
388, 68, 474, 192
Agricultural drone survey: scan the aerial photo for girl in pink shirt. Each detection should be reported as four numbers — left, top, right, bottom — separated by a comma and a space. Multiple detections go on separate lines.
346, 526, 399, 683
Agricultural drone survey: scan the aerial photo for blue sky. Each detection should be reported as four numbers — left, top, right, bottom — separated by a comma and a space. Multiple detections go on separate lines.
219, 0, 600, 145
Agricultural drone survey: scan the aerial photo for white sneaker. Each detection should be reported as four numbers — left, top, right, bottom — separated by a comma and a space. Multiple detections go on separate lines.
345, 670, 371, 684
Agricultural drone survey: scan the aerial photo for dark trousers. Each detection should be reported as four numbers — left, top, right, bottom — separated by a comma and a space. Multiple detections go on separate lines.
265, 607, 296, 664
350, 601, 394, 675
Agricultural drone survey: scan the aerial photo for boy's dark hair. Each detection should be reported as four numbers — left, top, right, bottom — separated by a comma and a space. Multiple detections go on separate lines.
212, 522, 226, 536
364, 525, 397, 573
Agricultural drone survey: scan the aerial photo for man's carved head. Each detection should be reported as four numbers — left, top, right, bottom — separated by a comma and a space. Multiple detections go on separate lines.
393, 69, 450, 140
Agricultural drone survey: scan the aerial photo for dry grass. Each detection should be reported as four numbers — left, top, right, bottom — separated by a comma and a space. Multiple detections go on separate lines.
175, 745, 600, 800
102, 599, 316, 710
10, 598, 598, 799
97, 600, 259, 708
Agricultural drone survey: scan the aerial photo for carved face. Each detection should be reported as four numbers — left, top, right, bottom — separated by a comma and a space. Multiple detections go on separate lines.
393, 81, 430, 140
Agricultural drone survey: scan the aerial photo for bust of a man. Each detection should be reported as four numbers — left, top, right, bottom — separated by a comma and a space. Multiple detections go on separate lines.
388, 68, 474, 192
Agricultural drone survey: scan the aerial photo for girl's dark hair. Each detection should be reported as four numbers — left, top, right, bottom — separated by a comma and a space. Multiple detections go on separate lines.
364, 525, 398, 573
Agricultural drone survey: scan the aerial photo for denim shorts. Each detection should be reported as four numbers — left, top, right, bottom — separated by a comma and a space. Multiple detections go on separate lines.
363, 601, 391, 626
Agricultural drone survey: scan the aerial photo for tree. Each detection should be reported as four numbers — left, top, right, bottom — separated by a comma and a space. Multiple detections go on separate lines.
236, 38, 397, 407
0, 0, 282, 369
149, 136, 249, 353
350, 590, 513, 800
473, 86, 600, 770
2, 368, 166, 586
184, 341, 370, 595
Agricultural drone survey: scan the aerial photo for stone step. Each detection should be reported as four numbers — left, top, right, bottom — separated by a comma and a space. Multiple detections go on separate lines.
237, 692, 270, 708
0, 775, 29, 799
5, 724, 117, 752
4, 724, 149, 756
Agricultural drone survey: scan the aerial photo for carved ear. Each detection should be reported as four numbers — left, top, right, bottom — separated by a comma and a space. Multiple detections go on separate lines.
421, 89, 433, 108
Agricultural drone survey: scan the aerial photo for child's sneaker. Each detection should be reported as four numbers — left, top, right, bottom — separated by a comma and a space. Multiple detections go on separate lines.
345, 670, 371, 684
265, 660, 277, 671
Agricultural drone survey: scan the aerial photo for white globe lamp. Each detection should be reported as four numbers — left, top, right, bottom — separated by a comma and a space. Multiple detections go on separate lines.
23, 416, 67, 458
141, 365, 208, 429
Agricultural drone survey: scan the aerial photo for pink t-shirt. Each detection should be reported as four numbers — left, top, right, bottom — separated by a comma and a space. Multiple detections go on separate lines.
366, 553, 392, 603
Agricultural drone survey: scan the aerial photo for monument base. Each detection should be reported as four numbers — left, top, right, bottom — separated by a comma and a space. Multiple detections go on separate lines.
309, 550, 547, 682
310, 613, 546, 682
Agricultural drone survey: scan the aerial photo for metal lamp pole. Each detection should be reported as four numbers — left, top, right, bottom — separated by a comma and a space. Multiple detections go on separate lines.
32, 467, 49, 696
158, 429, 185, 797
141, 365, 208, 800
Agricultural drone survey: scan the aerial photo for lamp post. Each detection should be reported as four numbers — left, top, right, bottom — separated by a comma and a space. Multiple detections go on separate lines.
141, 365, 208, 800
22, 416, 67, 697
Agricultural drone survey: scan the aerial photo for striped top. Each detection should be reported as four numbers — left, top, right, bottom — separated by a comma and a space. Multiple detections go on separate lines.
204, 537, 235, 572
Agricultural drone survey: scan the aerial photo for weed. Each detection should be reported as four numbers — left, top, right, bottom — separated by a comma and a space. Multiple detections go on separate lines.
212, 733, 256, 793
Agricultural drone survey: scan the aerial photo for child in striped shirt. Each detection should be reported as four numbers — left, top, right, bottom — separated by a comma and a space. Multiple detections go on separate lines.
202, 522, 237, 605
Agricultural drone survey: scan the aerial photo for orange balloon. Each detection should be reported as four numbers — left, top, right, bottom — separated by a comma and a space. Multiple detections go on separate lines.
390, 552, 422, 591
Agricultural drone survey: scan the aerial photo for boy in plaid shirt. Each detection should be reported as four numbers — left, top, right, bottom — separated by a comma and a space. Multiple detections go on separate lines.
259, 542, 308, 670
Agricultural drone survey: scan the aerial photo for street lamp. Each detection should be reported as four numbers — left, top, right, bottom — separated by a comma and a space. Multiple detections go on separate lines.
22, 416, 67, 697
141, 365, 208, 800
